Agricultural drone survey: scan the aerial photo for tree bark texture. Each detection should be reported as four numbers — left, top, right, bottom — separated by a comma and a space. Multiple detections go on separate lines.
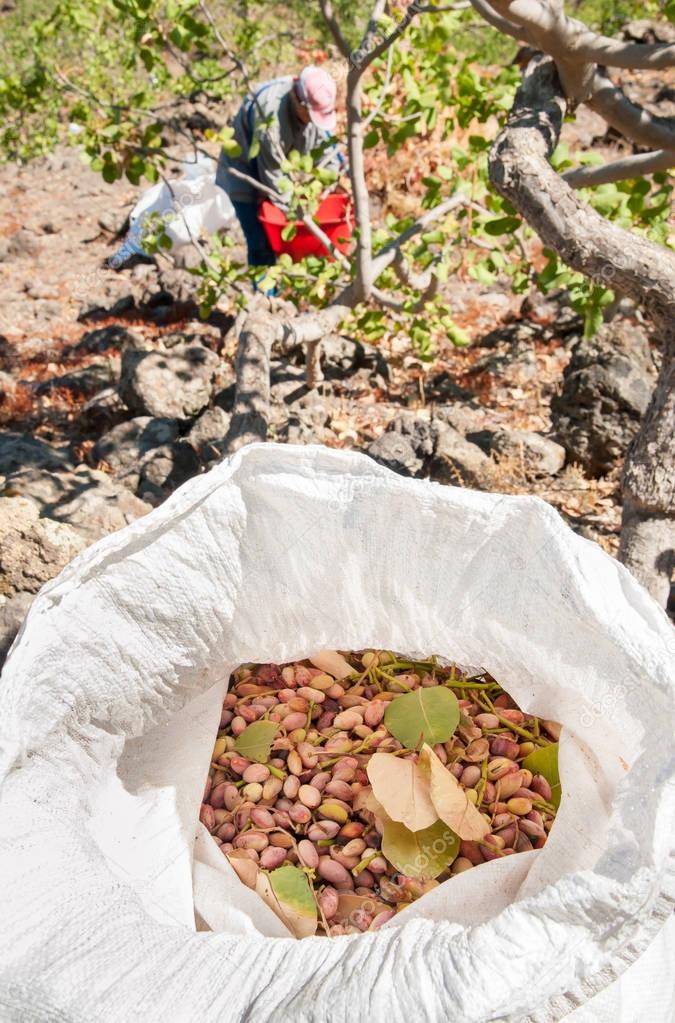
489, 56, 675, 606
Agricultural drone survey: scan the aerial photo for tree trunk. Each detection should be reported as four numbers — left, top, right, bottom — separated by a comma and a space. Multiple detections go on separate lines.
488, 55, 675, 606
619, 330, 675, 606
224, 311, 277, 453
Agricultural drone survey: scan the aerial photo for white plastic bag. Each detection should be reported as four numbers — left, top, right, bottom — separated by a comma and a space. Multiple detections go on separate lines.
0, 443, 674, 1023
121, 155, 235, 258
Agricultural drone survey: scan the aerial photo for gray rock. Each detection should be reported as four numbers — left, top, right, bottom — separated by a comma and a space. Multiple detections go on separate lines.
470, 328, 538, 384
427, 371, 477, 403
318, 334, 361, 376
270, 362, 309, 405
623, 18, 675, 44
2, 466, 151, 543
137, 441, 201, 505
70, 324, 145, 355
0, 432, 71, 476
433, 403, 507, 436
551, 321, 657, 476
519, 289, 581, 335
0, 497, 87, 598
119, 343, 219, 419
429, 424, 491, 488
368, 431, 423, 477
0, 591, 34, 668
187, 407, 231, 459
77, 278, 137, 320
154, 267, 201, 306
98, 210, 129, 235
161, 325, 222, 351
320, 335, 389, 382
93, 417, 180, 475
35, 358, 119, 398
367, 413, 435, 478
468, 429, 566, 476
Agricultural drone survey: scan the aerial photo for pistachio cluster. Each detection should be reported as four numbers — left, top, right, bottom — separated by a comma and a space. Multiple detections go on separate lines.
200, 652, 560, 936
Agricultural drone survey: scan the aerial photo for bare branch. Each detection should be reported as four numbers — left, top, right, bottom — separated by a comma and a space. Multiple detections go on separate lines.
318, 0, 351, 58
352, 1, 421, 75
222, 163, 282, 201
371, 195, 467, 278
283, 302, 353, 344
371, 286, 407, 310
587, 69, 675, 150
363, 44, 394, 130
299, 212, 352, 270
563, 20, 675, 69
468, 0, 530, 42
392, 251, 433, 291
563, 149, 675, 188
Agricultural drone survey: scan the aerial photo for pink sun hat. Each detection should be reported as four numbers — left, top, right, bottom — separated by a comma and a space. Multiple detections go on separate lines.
298, 65, 337, 131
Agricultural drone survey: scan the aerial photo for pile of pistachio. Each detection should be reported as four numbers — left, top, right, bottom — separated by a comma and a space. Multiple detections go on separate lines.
200, 650, 561, 937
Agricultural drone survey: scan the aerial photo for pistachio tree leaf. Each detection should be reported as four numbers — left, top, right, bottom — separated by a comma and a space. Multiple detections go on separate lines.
381, 817, 459, 879
419, 744, 490, 841
308, 650, 354, 680
263, 864, 317, 938
384, 686, 459, 748
233, 720, 278, 763
522, 742, 561, 809
366, 752, 437, 832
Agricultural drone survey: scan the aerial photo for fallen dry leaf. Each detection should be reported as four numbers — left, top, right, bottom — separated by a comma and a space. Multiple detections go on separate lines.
366, 752, 437, 832
308, 650, 354, 680
226, 851, 258, 889
335, 892, 391, 926
352, 785, 386, 818
419, 744, 490, 842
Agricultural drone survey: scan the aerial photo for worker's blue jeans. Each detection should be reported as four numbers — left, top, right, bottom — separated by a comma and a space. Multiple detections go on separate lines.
232, 200, 277, 268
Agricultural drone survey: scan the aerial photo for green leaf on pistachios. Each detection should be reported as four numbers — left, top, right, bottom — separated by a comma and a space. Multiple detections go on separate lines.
267, 864, 318, 938
381, 817, 460, 879
522, 742, 561, 809
233, 720, 279, 763
384, 686, 460, 749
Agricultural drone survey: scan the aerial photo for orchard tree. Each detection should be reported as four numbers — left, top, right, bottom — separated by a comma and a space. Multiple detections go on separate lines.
1, 0, 673, 605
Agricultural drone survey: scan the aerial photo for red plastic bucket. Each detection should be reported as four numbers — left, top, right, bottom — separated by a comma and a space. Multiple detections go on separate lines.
258, 193, 353, 261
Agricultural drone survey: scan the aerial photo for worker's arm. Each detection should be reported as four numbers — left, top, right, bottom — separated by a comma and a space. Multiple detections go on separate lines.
254, 122, 291, 204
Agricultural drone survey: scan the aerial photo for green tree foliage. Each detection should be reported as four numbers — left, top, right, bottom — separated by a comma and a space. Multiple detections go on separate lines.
0, 0, 671, 350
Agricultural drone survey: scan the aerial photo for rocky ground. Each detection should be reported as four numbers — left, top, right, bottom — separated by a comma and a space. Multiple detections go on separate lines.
0, 125, 662, 663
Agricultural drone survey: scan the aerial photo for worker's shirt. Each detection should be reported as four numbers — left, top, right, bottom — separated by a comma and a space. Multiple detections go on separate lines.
217, 77, 328, 204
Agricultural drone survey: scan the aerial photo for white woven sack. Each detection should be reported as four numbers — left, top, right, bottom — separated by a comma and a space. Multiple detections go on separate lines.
127, 155, 235, 253
0, 443, 673, 1023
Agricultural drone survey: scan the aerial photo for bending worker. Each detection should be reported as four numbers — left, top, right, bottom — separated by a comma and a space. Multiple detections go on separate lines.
216, 65, 339, 268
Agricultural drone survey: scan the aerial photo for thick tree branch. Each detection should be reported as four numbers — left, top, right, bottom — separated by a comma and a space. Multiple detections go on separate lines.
488, 57, 675, 323
563, 20, 675, 69
469, 0, 529, 41
563, 149, 675, 188
490, 54, 675, 605
224, 308, 278, 451
587, 69, 675, 150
